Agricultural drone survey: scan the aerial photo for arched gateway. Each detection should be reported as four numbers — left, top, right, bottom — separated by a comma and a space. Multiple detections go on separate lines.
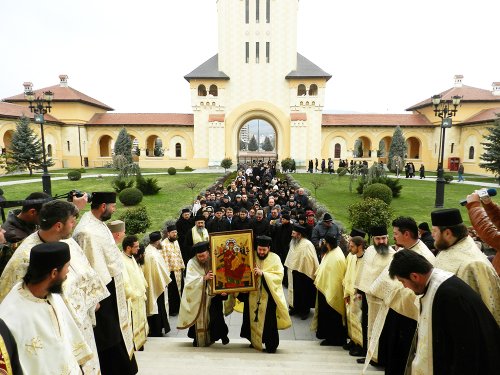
237, 118, 277, 166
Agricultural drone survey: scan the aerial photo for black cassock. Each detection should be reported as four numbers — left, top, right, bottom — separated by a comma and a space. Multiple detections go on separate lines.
147, 292, 171, 337
167, 271, 184, 316
0, 318, 22, 375
429, 276, 500, 375
239, 278, 279, 352
95, 279, 138, 375
188, 294, 228, 345
315, 291, 347, 346
291, 270, 316, 316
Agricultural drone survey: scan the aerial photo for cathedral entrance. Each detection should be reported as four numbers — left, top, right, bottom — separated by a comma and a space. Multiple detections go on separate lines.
237, 118, 277, 167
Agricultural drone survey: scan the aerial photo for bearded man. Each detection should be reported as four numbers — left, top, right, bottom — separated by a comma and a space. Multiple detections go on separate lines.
431, 208, 500, 325
238, 236, 291, 353
355, 225, 395, 366
160, 225, 185, 316
0, 242, 93, 374
177, 241, 229, 347
284, 224, 319, 320
144, 231, 171, 337
73, 192, 137, 375
364, 217, 436, 374
183, 212, 209, 261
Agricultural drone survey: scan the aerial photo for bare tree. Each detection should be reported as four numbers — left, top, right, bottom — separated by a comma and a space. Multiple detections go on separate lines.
310, 176, 325, 198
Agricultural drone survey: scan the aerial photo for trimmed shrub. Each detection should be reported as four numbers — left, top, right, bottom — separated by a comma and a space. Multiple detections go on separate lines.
337, 167, 348, 177
220, 158, 233, 172
118, 187, 143, 206
444, 174, 454, 184
281, 158, 294, 172
111, 178, 134, 193
136, 175, 162, 195
363, 183, 393, 205
356, 176, 402, 198
184, 166, 193, 171
119, 206, 151, 235
167, 167, 177, 175
67, 170, 81, 181
348, 198, 393, 236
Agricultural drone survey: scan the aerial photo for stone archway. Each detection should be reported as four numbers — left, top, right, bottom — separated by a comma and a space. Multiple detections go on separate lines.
406, 137, 421, 159
99, 135, 113, 157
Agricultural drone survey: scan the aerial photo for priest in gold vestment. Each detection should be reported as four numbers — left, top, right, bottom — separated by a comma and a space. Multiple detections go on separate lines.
160, 225, 185, 316
238, 236, 291, 353
0, 242, 93, 375
73, 192, 137, 375
177, 241, 229, 347
311, 234, 347, 346
122, 235, 149, 350
144, 231, 171, 337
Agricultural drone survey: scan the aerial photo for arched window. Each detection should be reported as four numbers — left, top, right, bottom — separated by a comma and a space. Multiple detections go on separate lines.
47, 144, 53, 157
297, 84, 306, 96
99, 135, 113, 157
209, 84, 218, 96
198, 84, 207, 96
334, 143, 341, 158
175, 143, 182, 157
468, 146, 475, 160
309, 84, 318, 96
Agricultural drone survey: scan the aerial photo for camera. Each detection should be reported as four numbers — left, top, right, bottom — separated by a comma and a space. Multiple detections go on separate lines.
66, 190, 92, 203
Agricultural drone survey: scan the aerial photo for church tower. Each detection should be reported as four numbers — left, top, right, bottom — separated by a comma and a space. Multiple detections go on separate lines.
185, 0, 331, 167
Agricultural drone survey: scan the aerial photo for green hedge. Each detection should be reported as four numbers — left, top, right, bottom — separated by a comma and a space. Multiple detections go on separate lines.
363, 183, 393, 205
67, 170, 82, 181
118, 187, 143, 206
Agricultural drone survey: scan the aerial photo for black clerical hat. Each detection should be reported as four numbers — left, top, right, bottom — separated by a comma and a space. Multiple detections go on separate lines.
293, 224, 307, 235
149, 231, 162, 242
350, 228, 366, 238
256, 235, 272, 247
166, 225, 176, 232
181, 208, 191, 214
431, 208, 463, 227
370, 226, 388, 236
192, 241, 209, 254
92, 192, 116, 205
29, 242, 71, 274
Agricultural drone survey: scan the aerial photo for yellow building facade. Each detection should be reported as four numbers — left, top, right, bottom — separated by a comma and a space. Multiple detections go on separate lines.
1, 1, 499, 174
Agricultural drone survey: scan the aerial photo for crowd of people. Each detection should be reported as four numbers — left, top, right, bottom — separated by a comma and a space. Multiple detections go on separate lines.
0, 160, 497, 374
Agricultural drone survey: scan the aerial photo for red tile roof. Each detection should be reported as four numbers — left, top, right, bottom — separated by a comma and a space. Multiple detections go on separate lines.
291, 113, 307, 121
0, 102, 63, 124
3, 85, 113, 111
322, 113, 432, 126
462, 107, 500, 125
208, 114, 225, 122
87, 113, 194, 126
406, 85, 500, 111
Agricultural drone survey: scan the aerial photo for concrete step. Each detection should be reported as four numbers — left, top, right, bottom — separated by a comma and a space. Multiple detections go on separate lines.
136, 337, 383, 374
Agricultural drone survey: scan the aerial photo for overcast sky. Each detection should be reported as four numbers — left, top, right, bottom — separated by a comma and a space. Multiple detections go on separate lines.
1, 0, 498, 114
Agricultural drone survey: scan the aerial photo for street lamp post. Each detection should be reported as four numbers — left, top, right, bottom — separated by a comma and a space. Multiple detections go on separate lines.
25, 90, 54, 196
432, 94, 462, 208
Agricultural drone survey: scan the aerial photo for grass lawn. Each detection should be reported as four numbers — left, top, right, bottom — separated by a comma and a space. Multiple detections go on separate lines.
291, 174, 500, 232
0, 173, 220, 232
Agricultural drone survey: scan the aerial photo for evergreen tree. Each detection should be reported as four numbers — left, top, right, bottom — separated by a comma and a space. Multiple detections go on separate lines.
248, 135, 258, 151
480, 114, 500, 183
114, 127, 133, 163
354, 139, 363, 157
388, 126, 406, 171
9, 116, 50, 175
377, 139, 386, 157
154, 138, 164, 156
261, 136, 274, 151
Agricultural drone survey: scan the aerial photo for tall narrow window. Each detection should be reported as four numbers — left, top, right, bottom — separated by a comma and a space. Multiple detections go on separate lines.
334, 143, 341, 159
256, 0, 260, 23
266, 42, 270, 63
266, 0, 270, 23
245, 0, 249, 23
67, 141, 70, 151
175, 143, 182, 157
256, 42, 260, 63
245, 42, 249, 63
47, 144, 53, 157
469, 146, 475, 159
451, 143, 454, 153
